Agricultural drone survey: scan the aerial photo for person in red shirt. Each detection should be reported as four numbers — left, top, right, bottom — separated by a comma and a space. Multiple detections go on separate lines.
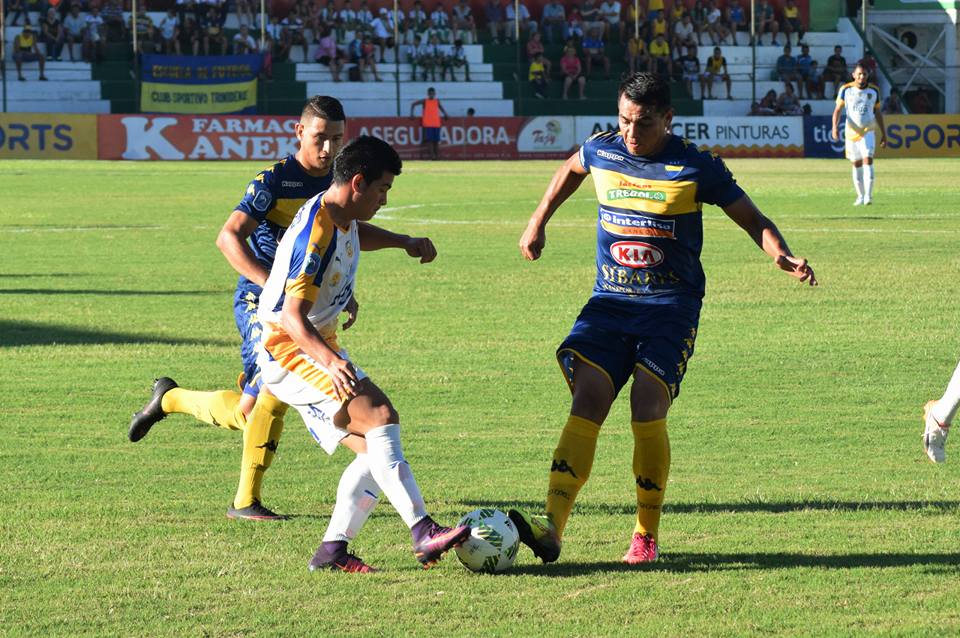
561, 47, 586, 99
410, 87, 449, 159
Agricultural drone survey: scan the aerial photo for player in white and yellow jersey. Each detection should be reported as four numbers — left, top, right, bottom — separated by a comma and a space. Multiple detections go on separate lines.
257, 136, 471, 570
832, 64, 887, 205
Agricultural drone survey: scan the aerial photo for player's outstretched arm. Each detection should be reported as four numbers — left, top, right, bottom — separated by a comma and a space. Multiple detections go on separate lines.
282, 295, 358, 400
722, 195, 818, 286
216, 210, 269, 286
357, 221, 437, 263
520, 152, 589, 261
831, 100, 843, 142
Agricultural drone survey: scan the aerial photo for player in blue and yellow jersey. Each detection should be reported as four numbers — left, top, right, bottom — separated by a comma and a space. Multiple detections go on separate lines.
129, 96, 355, 522
832, 63, 886, 206
509, 73, 817, 565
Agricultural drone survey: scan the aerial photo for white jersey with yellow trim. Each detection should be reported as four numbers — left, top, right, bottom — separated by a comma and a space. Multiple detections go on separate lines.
836, 82, 881, 141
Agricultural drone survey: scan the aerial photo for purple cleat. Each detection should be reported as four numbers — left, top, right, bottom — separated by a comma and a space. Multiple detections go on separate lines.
308, 541, 377, 574
412, 518, 472, 569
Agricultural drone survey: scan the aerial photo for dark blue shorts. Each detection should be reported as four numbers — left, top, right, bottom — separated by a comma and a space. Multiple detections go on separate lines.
233, 285, 263, 398
557, 296, 700, 401
423, 127, 441, 142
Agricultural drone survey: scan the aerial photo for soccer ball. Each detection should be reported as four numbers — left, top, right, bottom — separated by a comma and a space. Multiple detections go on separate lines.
454, 508, 520, 573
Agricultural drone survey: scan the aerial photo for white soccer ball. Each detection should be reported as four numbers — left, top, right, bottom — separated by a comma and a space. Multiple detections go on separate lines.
454, 508, 520, 573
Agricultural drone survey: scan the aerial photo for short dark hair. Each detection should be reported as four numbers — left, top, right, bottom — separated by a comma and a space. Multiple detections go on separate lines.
618, 72, 672, 112
333, 136, 402, 186
301, 95, 346, 122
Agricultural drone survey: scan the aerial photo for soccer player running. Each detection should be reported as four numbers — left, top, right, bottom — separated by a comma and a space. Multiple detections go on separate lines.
923, 361, 959, 463
510, 72, 817, 565
129, 96, 356, 522
831, 63, 886, 206
256, 135, 470, 570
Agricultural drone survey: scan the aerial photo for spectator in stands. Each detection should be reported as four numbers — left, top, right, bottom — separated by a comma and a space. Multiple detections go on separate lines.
529, 50, 549, 98
754, 0, 779, 46
444, 38, 470, 80
782, 0, 803, 46
649, 31, 671, 78
361, 34, 383, 80
725, 0, 745, 43
805, 60, 824, 98
701, 45, 731, 98
668, 1, 685, 32
8, 0, 27, 27
648, 10, 667, 45
678, 44, 699, 96
101, 0, 126, 42
345, 0, 364, 31
505, 0, 536, 43
485, 0, 505, 44
410, 86, 448, 159
776, 44, 800, 91
41, 8, 65, 61
357, 0, 375, 32
624, 31, 649, 74
136, 24, 163, 57
158, 9, 180, 54
235, 0, 254, 27
452, 0, 478, 44
421, 32, 445, 81
704, 0, 729, 46
624, 1, 647, 42
690, 0, 709, 45
795, 43, 813, 98
201, 5, 228, 55
580, 0, 604, 39
232, 23, 257, 54
131, 11, 155, 46
176, 15, 200, 55
672, 13, 696, 54
750, 88, 778, 114
582, 27, 609, 77
541, 0, 567, 44
315, 26, 344, 81
406, 34, 425, 80
648, 0, 664, 20
265, 15, 286, 60
370, 8, 395, 63
407, 0, 428, 40
281, 6, 309, 61
599, 0, 621, 41
430, 2, 452, 41
566, 5, 584, 39
64, 3, 86, 61
822, 45, 847, 96
14, 24, 48, 81
560, 46, 586, 99
777, 81, 803, 114
526, 30, 551, 75
83, 6, 105, 63
882, 88, 902, 114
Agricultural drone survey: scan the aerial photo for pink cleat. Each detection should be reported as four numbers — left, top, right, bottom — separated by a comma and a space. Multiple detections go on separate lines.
622, 532, 659, 565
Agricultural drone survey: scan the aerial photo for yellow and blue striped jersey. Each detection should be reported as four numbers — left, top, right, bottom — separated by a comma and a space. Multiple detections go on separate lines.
235, 155, 334, 293
578, 131, 744, 304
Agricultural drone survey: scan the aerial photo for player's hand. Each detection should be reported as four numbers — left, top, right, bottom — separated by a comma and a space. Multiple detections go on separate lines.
879, 136, 887, 148
404, 236, 437, 263
325, 356, 359, 401
775, 254, 818, 286
519, 221, 546, 260
831, 129, 839, 142
342, 295, 359, 331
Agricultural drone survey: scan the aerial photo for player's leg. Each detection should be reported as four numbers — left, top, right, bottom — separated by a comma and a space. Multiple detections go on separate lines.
128, 377, 247, 442
924, 359, 959, 463
848, 150, 864, 205
230, 383, 288, 519
861, 133, 876, 204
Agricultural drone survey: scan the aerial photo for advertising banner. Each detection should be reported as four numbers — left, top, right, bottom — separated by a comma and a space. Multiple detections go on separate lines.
803, 115, 845, 158
880, 115, 960, 158
0, 114, 98, 159
140, 54, 261, 115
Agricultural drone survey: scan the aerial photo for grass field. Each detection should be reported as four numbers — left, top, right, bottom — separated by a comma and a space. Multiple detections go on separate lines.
2, 158, 959, 637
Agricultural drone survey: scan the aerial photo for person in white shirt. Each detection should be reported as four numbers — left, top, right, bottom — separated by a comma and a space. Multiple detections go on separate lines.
84, 6, 105, 63
370, 8, 394, 63
831, 64, 887, 205
599, 0, 621, 41
452, 0, 477, 43
505, 0, 536, 41
540, 0, 566, 44
233, 23, 257, 53
64, 4, 87, 62
159, 9, 180, 53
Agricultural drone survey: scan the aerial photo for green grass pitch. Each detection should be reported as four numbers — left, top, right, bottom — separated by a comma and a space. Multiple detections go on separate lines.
2, 158, 959, 637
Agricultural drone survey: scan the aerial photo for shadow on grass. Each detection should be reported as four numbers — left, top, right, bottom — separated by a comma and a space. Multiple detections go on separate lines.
0, 288, 227, 296
0, 319, 233, 347
512, 552, 960, 575
468, 500, 960, 516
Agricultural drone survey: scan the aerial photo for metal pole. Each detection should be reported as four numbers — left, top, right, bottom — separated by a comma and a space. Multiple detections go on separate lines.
394, 0, 400, 117
634, 0, 639, 39
750, 0, 756, 103
861, 0, 867, 36
133, 0, 140, 112
260, 0, 266, 112
260, 0, 266, 50
1, 0, 6, 113
514, 0, 521, 115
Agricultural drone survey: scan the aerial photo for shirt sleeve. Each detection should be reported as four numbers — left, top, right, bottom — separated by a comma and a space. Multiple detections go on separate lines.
578, 133, 599, 172
696, 150, 745, 207
835, 85, 846, 106
284, 211, 335, 303
235, 167, 278, 222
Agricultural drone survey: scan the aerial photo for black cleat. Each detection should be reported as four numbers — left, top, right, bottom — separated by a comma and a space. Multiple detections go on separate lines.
226, 500, 288, 521
128, 377, 178, 442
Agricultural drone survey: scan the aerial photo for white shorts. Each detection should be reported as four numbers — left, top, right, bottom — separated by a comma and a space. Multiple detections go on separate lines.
845, 131, 876, 162
258, 348, 368, 455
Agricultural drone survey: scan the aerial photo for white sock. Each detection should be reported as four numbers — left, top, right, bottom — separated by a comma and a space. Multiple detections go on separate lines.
863, 164, 874, 199
364, 424, 428, 528
932, 360, 960, 427
852, 166, 864, 199
322, 454, 381, 543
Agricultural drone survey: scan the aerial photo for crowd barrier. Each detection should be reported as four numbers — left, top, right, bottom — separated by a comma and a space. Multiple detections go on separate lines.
2, 114, 958, 160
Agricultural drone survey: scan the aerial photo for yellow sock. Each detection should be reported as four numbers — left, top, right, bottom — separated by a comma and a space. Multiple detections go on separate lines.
234, 393, 287, 509
631, 419, 670, 541
160, 388, 245, 431
545, 415, 601, 539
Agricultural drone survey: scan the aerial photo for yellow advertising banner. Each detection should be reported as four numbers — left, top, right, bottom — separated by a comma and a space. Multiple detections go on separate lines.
880, 115, 960, 158
0, 113, 98, 159
141, 80, 258, 115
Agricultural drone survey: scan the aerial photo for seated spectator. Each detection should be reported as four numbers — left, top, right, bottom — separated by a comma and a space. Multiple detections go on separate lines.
13, 24, 48, 81
264, 15, 286, 61
505, 0, 536, 42
882, 88, 902, 114
725, 0, 745, 42
567, 5, 584, 39
754, 0, 779, 46
444, 38, 470, 80
485, 0, 504, 44
649, 31, 672, 78
529, 51, 549, 97
700, 45, 731, 98
178, 15, 201, 56
668, 1, 685, 30
648, 11, 668, 43
138, 24, 163, 56
235, 0, 255, 27
582, 28, 610, 77
690, 0, 709, 45
315, 26, 344, 81
526, 31, 552, 75
541, 0, 567, 44
776, 44, 800, 88
805, 60, 825, 98
672, 13, 696, 52
704, 0, 730, 45
750, 89, 778, 114
336, 0, 358, 39
822, 44, 847, 96
64, 3, 86, 61
678, 44, 699, 96
101, 0, 126, 42
782, 0, 803, 46
560, 46, 586, 99
233, 23, 257, 53
361, 34, 382, 80
795, 43, 813, 98
281, 6, 308, 61
8, 0, 27, 27
130, 10, 155, 43
346, 34, 365, 80
416, 32, 444, 81
624, 1, 648, 41
370, 8, 395, 63
580, 0, 604, 38
452, 0, 478, 43
84, 6, 106, 63
599, 0, 621, 41
158, 9, 180, 54
624, 32, 649, 74
357, 0, 375, 31
41, 8, 65, 61
777, 81, 803, 114
406, 34, 426, 80
430, 3, 452, 41
648, 0, 664, 20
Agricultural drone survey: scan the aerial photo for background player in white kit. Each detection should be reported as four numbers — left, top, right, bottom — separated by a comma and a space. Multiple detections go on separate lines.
256, 135, 471, 570
831, 64, 887, 206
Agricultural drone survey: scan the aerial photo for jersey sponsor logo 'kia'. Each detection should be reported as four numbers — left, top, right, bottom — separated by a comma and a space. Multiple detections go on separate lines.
610, 241, 664, 268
